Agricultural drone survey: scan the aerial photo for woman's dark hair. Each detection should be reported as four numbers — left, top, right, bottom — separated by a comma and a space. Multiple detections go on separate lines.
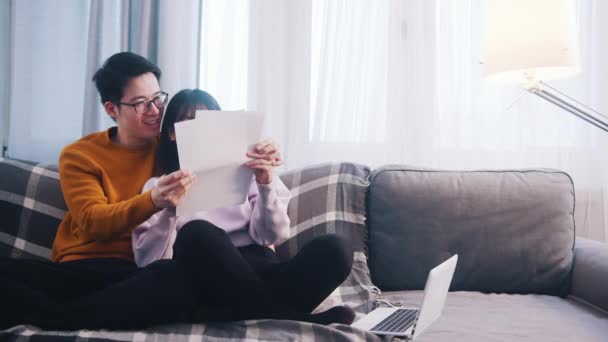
157, 89, 221, 174
92, 52, 161, 104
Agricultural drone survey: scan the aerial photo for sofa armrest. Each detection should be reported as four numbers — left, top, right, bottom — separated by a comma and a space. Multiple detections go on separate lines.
570, 237, 608, 314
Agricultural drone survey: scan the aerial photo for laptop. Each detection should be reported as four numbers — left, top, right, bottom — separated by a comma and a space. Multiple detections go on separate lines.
351, 254, 458, 339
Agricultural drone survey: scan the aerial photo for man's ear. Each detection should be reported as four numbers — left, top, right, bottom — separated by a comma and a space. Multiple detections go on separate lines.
104, 102, 119, 121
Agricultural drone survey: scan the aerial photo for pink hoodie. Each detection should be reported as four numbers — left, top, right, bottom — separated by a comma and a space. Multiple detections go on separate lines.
132, 174, 291, 267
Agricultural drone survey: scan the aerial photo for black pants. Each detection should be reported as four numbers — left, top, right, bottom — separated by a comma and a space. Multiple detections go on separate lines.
177, 220, 353, 321
0, 257, 196, 330
0, 220, 352, 330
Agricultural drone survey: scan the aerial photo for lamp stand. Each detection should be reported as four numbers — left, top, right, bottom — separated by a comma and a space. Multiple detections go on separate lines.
527, 80, 608, 133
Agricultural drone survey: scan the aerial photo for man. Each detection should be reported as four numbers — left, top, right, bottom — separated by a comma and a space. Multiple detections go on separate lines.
53, 52, 195, 262
1, 52, 197, 329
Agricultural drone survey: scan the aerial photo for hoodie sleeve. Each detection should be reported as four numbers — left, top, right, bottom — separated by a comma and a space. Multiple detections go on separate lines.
131, 178, 178, 267
247, 174, 291, 246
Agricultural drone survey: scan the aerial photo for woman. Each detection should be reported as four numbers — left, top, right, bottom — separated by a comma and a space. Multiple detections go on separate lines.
132, 89, 356, 325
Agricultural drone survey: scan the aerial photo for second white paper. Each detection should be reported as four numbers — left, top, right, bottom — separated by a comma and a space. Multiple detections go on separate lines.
174, 110, 264, 216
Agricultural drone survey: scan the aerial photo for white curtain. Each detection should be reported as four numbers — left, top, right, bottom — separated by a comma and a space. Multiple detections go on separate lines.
204, 0, 607, 241
199, 0, 313, 165
3, 0, 201, 164
199, 0, 249, 110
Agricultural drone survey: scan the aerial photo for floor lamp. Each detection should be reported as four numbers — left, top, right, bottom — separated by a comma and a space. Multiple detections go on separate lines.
483, 0, 608, 131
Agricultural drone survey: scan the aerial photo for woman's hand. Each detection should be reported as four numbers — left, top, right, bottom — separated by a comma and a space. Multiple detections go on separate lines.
151, 170, 196, 209
245, 139, 283, 185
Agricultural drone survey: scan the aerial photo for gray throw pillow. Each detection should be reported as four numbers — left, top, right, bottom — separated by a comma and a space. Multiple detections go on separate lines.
367, 166, 575, 296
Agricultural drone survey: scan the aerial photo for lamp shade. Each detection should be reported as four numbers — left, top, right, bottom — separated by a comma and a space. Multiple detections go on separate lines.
483, 0, 580, 83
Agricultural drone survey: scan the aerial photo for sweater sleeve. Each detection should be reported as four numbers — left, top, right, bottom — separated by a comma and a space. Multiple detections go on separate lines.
247, 174, 291, 246
59, 147, 159, 242
132, 178, 178, 267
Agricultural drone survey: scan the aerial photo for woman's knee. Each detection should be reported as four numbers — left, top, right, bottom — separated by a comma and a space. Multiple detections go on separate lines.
174, 220, 228, 257
306, 235, 354, 278
178, 220, 226, 242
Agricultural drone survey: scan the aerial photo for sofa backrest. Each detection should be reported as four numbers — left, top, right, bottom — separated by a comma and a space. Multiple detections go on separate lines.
366, 165, 575, 296
0, 157, 577, 296
0, 158, 66, 259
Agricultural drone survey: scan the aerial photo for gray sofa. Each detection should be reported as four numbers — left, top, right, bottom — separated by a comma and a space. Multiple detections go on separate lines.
0, 158, 607, 341
366, 166, 608, 341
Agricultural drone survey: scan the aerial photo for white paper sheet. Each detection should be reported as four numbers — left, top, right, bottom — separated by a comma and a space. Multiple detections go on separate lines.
174, 110, 264, 216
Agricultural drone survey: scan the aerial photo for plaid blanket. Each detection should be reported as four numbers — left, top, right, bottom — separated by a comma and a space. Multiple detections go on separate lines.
0, 158, 383, 341
0, 158, 65, 260
2, 314, 383, 342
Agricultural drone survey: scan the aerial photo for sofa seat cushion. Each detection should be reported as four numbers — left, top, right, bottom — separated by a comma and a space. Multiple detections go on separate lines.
368, 166, 575, 296
378, 290, 608, 342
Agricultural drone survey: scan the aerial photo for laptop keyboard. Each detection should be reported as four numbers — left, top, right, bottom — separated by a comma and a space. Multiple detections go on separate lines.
370, 308, 419, 333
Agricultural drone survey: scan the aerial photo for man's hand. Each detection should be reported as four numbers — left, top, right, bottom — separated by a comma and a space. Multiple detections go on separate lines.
245, 139, 283, 185
151, 170, 196, 209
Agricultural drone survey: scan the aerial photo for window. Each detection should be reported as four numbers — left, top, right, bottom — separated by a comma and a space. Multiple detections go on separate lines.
199, 0, 249, 110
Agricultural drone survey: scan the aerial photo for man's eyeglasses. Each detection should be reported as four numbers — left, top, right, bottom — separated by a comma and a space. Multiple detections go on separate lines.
119, 92, 169, 114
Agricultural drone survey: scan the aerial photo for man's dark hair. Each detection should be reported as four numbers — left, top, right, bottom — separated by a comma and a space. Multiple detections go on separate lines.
92, 52, 161, 104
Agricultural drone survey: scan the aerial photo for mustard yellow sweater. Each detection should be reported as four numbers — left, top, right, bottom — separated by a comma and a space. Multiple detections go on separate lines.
52, 128, 159, 262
